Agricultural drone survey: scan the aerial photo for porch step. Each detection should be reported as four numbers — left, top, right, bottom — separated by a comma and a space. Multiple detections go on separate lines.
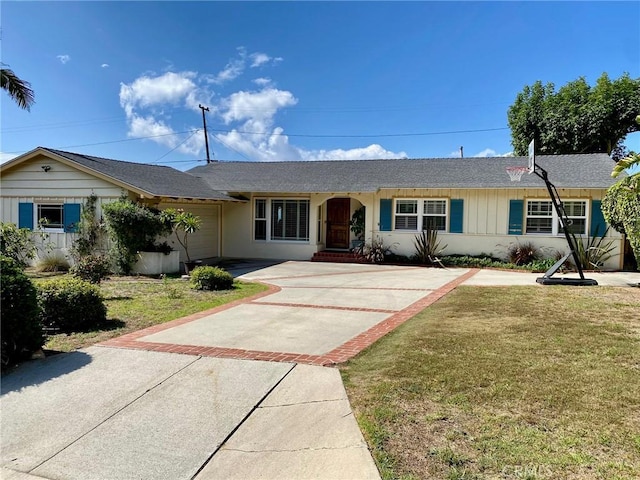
311, 251, 369, 264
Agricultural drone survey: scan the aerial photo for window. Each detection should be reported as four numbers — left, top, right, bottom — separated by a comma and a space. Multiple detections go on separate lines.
561, 201, 587, 235
254, 199, 267, 240
394, 199, 448, 231
38, 204, 64, 230
525, 200, 587, 235
526, 201, 553, 234
395, 200, 418, 230
18, 202, 80, 232
422, 200, 447, 231
253, 198, 310, 242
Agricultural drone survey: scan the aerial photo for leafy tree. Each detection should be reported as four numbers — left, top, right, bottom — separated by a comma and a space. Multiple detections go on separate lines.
508, 73, 640, 160
1, 63, 35, 111
612, 115, 640, 181
602, 175, 640, 268
605, 115, 640, 269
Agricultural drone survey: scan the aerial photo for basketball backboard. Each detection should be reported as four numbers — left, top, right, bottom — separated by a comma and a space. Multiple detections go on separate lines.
528, 139, 535, 174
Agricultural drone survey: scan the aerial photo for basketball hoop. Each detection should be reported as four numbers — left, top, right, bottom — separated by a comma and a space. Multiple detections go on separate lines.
506, 166, 530, 182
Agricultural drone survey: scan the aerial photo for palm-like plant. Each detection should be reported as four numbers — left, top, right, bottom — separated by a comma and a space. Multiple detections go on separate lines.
161, 209, 202, 262
1, 64, 35, 111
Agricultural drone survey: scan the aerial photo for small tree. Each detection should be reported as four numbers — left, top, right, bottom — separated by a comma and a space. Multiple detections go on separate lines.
161, 209, 202, 262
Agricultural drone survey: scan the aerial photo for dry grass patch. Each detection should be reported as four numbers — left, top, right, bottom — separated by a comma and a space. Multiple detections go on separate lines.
341, 286, 640, 480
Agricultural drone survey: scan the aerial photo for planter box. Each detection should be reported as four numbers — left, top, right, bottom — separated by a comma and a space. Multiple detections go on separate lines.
132, 251, 180, 275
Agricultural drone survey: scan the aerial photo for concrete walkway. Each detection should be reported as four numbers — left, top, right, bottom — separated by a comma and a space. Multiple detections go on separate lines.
2, 262, 638, 480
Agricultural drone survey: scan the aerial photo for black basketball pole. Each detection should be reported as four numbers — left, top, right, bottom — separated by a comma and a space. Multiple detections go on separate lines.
532, 164, 597, 286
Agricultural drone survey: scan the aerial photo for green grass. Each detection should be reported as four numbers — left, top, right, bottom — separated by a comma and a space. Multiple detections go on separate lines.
32, 273, 267, 352
340, 286, 640, 480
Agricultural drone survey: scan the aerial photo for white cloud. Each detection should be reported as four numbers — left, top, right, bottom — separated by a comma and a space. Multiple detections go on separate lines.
101, 63, 110, 68
473, 148, 514, 158
302, 144, 408, 161
221, 88, 298, 125
57, 54, 70, 64
252, 77, 272, 87
0, 152, 19, 164
117, 53, 404, 162
119, 71, 212, 156
250, 53, 271, 68
119, 71, 198, 111
449, 148, 514, 158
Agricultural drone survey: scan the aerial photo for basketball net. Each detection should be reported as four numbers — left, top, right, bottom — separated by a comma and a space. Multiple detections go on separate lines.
506, 166, 530, 182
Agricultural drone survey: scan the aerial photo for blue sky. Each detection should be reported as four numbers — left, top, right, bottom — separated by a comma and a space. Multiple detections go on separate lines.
2, 1, 639, 171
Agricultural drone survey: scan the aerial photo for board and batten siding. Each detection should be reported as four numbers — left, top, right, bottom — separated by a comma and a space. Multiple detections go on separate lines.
157, 202, 220, 261
1, 156, 126, 257
372, 187, 623, 270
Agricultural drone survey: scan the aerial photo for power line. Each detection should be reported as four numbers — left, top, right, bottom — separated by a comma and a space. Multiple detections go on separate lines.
210, 126, 509, 138
152, 130, 200, 164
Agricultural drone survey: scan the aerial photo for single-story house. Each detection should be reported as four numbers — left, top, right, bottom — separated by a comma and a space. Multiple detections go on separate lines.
0, 147, 627, 270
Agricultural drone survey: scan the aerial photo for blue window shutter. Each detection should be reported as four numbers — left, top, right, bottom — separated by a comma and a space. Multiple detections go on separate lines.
449, 199, 463, 233
379, 199, 392, 231
508, 200, 524, 235
63, 203, 81, 233
18, 203, 34, 230
590, 200, 606, 237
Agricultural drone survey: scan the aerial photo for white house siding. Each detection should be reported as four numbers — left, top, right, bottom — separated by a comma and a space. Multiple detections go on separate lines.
373, 188, 624, 270
220, 193, 375, 261
1, 156, 125, 261
157, 202, 220, 261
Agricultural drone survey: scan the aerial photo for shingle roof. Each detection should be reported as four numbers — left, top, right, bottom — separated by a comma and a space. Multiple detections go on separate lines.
43, 148, 236, 201
188, 153, 618, 193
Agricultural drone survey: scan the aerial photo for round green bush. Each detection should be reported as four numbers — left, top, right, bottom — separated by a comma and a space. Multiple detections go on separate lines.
70, 254, 112, 283
190, 266, 234, 291
1, 256, 44, 367
37, 277, 107, 332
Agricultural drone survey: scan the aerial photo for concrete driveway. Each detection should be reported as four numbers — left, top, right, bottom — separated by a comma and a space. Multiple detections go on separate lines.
2, 262, 638, 480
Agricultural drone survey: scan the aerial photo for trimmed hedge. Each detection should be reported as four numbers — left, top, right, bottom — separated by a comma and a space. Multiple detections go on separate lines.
1, 256, 44, 367
190, 266, 234, 291
38, 277, 107, 332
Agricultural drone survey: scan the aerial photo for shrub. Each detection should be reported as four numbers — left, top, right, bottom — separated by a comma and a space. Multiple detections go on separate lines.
35, 254, 70, 272
356, 236, 397, 264
70, 254, 112, 283
70, 194, 108, 261
502, 240, 541, 266
568, 227, 617, 271
0, 222, 37, 268
190, 266, 234, 291
412, 226, 447, 265
1, 256, 44, 368
102, 198, 173, 274
37, 277, 107, 332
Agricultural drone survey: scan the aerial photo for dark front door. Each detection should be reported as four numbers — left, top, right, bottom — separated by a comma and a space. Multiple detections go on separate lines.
326, 198, 351, 249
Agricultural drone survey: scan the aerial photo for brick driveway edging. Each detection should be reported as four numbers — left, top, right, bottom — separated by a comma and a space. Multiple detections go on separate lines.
99, 268, 480, 365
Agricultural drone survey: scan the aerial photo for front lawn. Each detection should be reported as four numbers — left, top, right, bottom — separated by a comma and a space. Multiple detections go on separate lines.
32, 274, 267, 352
341, 286, 640, 480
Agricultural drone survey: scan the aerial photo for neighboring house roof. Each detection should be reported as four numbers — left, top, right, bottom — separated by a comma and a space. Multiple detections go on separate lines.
188, 153, 618, 193
1, 147, 238, 201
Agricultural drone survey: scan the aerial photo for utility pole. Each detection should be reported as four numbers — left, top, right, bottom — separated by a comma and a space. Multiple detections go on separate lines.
199, 104, 211, 164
